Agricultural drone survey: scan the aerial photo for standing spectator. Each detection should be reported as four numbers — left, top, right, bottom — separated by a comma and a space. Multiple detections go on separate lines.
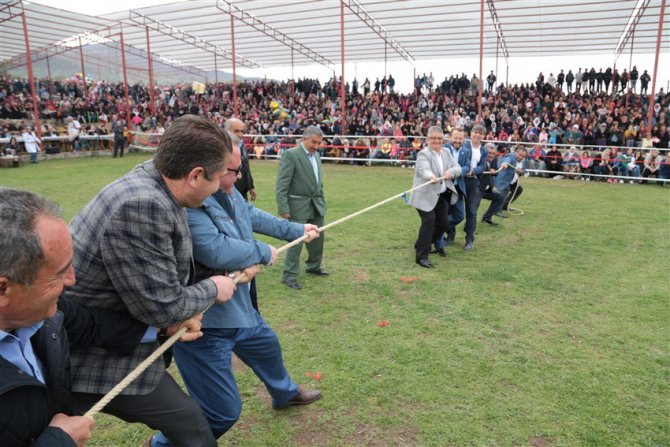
275, 126, 328, 290
21, 126, 41, 164
363, 78, 371, 96
112, 118, 126, 158
566, 69, 574, 93
596, 69, 604, 92
487, 71, 496, 93
603, 67, 613, 93
630, 66, 639, 93
67, 118, 82, 151
557, 70, 565, 92
226, 118, 256, 201
588, 67, 597, 92
575, 68, 583, 93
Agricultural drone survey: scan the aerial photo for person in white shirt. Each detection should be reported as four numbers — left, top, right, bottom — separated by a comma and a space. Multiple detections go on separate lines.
21, 127, 41, 163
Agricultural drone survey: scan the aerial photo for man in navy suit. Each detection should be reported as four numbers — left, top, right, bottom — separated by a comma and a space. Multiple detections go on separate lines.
441, 125, 488, 252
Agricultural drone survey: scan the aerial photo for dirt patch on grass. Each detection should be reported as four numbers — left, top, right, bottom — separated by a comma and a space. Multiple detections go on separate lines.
232, 354, 248, 373
353, 268, 371, 282
528, 435, 552, 447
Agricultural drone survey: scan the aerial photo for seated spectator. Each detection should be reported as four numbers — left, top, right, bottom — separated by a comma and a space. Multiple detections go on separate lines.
546, 145, 563, 176
597, 148, 614, 181
372, 137, 392, 163
562, 146, 580, 178
621, 148, 641, 182
643, 149, 661, 182
353, 138, 369, 166
579, 151, 593, 181
526, 144, 547, 177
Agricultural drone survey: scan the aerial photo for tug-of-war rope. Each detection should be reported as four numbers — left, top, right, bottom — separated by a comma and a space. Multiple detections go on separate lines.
84, 176, 447, 418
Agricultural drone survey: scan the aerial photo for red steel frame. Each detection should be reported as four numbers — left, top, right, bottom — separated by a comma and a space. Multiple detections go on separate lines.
19, 2, 42, 142
646, 0, 666, 133
340, 0, 346, 136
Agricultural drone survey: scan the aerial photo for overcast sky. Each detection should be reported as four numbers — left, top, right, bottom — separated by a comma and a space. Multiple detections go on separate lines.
29, 0, 670, 94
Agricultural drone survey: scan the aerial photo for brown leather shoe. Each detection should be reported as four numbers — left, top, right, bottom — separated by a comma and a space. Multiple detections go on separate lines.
273, 387, 322, 410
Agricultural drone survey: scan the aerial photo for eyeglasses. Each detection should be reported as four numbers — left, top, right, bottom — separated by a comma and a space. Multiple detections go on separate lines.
227, 166, 242, 176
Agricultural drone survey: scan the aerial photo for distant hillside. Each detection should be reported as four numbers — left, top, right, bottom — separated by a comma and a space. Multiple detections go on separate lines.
5, 43, 265, 85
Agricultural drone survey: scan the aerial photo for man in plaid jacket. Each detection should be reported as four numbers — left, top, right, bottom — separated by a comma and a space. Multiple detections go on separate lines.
63, 115, 237, 447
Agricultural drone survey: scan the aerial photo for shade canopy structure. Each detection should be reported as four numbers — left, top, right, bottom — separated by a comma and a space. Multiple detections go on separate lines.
1, 0, 667, 138
1, 0, 668, 74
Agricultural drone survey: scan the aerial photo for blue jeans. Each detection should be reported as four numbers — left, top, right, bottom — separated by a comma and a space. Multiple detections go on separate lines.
167, 322, 298, 440
29, 152, 37, 163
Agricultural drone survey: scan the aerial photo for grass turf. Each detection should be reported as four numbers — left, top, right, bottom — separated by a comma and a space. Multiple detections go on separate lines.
1, 154, 669, 446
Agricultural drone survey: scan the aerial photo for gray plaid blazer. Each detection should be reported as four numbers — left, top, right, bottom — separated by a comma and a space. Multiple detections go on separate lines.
64, 160, 218, 395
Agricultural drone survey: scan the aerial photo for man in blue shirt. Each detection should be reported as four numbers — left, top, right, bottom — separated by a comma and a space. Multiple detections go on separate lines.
173, 144, 322, 439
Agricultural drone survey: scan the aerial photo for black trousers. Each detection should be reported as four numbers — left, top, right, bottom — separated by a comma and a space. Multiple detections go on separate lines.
415, 191, 451, 261
502, 182, 524, 210
73, 372, 216, 447
113, 138, 125, 158
480, 187, 504, 219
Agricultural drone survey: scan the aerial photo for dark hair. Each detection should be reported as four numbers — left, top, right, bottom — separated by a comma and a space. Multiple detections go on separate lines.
0, 188, 61, 285
154, 115, 231, 180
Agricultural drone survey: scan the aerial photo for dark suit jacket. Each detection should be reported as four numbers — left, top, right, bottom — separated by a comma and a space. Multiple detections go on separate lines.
275, 144, 327, 220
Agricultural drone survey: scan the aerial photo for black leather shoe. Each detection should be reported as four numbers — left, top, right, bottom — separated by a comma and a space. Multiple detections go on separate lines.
273, 387, 322, 410
463, 241, 474, 251
481, 218, 498, 226
306, 268, 330, 276
416, 259, 434, 269
495, 211, 508, 218
444, 236, 455, 246
281, 279, 302, 289
435, 248, 446, 257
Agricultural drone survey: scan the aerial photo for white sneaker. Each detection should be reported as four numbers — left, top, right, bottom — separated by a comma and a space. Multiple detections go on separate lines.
619, 179, 624, 183
586, 177, 590, 182
629, 180, 634, 184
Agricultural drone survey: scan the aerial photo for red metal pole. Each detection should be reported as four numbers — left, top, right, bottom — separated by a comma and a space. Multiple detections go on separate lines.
340, 0, 346, 135
46, 54, 53, 98
78, 36, 88, 108
119, 31, 132, 130
146, 27, 155, 116
20, 9, 41, 142
646, 0, 666, 131
230, 14, 238, 117
477, 0, 484, 123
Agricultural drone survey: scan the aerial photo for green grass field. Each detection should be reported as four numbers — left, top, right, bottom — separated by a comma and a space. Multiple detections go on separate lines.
1, 154, 669, 447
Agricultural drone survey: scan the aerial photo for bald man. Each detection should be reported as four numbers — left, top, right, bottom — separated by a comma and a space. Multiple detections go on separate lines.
225, 118, 256, 201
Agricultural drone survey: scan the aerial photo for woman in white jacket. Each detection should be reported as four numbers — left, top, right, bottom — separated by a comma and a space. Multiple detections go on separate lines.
22, 127, 41, 163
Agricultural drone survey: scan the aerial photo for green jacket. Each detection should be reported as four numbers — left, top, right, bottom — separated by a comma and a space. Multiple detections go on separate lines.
275, 144, 327, 220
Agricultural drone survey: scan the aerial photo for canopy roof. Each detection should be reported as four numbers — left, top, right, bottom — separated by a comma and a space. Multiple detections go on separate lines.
1, 0, 668, 74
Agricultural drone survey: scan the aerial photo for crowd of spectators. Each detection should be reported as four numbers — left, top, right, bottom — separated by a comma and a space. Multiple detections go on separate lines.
1, 68, 669, 180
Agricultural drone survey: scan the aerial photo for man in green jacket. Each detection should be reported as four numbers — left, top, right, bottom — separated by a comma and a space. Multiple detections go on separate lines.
275, 126, 328, 289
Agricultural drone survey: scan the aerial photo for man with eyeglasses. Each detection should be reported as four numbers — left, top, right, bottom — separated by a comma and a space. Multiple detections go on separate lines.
275, 125, 329, 290
174, 143, 322, 438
